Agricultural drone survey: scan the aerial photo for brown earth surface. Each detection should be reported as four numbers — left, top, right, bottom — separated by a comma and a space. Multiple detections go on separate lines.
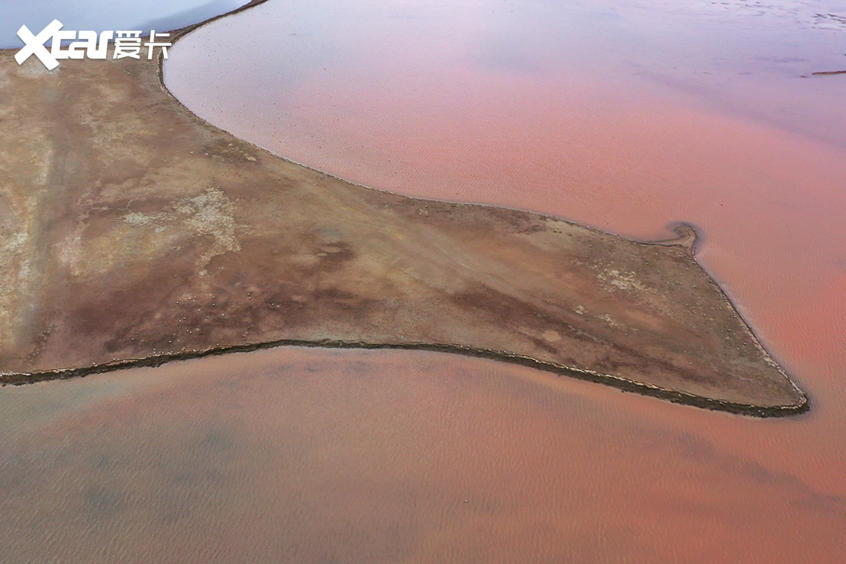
0, 10, 806, 414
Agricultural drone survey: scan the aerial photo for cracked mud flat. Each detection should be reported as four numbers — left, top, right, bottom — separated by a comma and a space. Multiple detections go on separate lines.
0, 6, 806, 414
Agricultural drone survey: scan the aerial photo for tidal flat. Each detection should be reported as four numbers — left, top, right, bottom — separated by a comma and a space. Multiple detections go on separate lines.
0, 23, 804, 412
1, 0, 845, 561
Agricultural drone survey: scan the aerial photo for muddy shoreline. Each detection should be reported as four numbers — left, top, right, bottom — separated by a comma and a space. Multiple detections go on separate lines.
0, 0, 807, 415
0, 338, 810, 418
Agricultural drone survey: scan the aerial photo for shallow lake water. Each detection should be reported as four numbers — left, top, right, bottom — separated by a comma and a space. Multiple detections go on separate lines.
163, 0, 846, 388
0, 0, 246, 48
2, 0, 845, 561
1, 347, 844, 561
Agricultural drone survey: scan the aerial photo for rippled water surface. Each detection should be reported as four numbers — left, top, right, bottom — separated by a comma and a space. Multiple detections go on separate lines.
3, 0, 845, 561
2, 348, 845, 561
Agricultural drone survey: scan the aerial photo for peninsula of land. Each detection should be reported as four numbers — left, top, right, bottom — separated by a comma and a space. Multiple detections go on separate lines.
0, 2, 807, 416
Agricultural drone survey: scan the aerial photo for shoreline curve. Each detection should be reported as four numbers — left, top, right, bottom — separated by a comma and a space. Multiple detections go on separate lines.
0, 0, 808, 417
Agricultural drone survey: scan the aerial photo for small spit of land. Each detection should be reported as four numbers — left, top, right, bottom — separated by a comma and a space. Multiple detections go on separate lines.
0, 5, 806, 415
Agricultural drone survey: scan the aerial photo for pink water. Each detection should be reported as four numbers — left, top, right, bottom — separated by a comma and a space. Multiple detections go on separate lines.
1, 347, 844, 561
1, 0, 844, 560
164, 0, 846, 375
